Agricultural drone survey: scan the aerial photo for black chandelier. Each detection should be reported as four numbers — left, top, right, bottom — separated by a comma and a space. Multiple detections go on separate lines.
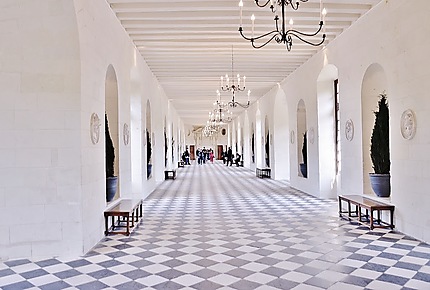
238, 0, 327, 51
212, 91, 233, 124
219, 46, 251, 108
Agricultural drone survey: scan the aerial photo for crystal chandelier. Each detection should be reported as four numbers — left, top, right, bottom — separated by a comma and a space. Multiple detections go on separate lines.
238, 0, 327, 51
219, 46, 251, 108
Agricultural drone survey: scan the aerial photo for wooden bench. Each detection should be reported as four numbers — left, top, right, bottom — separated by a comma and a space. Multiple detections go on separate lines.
104, 199, 143, 235
164, 169, 176, 180
256, 168, 271, 178
178, 161, 184, 168
338, 195, 394, 230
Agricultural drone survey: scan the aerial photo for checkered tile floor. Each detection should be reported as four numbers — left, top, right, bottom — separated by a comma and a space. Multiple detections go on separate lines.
1, 161, 430, 289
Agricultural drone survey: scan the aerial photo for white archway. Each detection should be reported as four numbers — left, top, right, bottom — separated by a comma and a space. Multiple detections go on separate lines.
273, 88, 290, 180
105, 64, 120, 201
297, 100, 307, 178
130, 66, 142, 196
361, 63, 388, 195
264, 115, 270, 167
317, 64, 339, 198
250, 121, 255, 166
255, 109, 263, 168
146, 100, 152, 179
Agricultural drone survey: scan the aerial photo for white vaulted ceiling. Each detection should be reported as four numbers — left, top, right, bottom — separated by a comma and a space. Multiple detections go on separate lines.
107, 0, 381, 126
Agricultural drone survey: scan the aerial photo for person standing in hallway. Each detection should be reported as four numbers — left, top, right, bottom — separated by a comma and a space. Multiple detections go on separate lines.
209, 149, 214, 163
184, 148, 190, 165
196, 148, 201, 164
202, 147, 207, 164
227, 147, 233, 166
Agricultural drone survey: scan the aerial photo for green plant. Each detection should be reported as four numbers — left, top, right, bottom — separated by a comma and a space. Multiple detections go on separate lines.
164, 130, 168, 167
370, 93, 390, 174
105, 114, 115, 177
146, 130, 152, 164
302, 132, 307, 165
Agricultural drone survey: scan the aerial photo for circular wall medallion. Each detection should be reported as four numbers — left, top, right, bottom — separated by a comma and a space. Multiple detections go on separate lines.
308, 127, 315, 144
123, 123, 130, 146
400, 109, 416, 140
90, 113, 101, 145
345, 119, 354, 141
290, 130, 295, 144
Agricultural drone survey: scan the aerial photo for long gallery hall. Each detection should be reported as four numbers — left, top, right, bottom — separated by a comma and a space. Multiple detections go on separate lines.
1, 162, 429, 289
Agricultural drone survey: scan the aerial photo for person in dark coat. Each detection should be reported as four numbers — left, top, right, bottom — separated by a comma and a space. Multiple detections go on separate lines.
227, 147, 233, 166
184, 148, 190, 165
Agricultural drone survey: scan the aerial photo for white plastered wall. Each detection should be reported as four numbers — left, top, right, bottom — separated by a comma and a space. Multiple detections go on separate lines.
0, 0, 177, 260
0, 1, 83, 260
273, 87, 290, 181
236, 1, 430, 243
74, 0, 174, 254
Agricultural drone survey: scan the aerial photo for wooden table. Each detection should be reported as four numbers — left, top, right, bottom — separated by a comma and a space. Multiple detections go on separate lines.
256, 168, 271, 178
338, 195, 394, 230
164, 170, 176, 180
104, 199, 143, 235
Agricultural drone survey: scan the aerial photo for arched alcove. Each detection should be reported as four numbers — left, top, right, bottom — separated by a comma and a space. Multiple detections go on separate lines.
146, 100, 152, 179
361, 63, 388, 194
164, 117, 167, 168
171, 122, 174, 165
297, 100, 307, 178
105, 64, 119, 202
236, 120, 242, 157
251, 122, 255, 164
317, 64, 339, 198
273, 88, 290, 180
265, 115, 270, 167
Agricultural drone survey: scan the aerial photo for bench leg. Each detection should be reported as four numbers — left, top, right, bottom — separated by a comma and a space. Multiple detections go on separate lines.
370, 210, 374, 230
347, 201, 351, 218
390, 209, 394, 229
358, 206, 362, 223
338, 198, 342, 217
126, 215, 130, 236
104, 215, 109, 235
